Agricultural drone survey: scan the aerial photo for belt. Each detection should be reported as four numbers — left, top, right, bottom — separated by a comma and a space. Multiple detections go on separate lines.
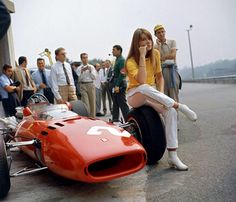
59, 85, 72, 87
80, 81, 93, 84
162, 64, 174, 68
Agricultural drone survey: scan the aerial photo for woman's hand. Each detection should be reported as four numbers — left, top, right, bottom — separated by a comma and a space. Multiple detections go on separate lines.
139, 46, 147, 57
135, 46, 147, 84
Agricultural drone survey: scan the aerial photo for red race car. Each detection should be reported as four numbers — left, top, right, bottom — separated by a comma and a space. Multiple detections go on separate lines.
0, 94, 166, 198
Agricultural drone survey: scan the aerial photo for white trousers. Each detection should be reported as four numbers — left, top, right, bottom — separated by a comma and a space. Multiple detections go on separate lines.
127, 84, 178, 148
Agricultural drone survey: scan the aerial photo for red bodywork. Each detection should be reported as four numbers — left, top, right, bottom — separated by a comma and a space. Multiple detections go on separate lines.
15, 103, 147, 182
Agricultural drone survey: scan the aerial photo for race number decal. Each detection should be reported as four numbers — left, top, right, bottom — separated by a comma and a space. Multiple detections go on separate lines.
87, 126, 131, 138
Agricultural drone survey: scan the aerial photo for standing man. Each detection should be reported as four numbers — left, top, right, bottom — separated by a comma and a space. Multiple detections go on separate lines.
99, 61, 107, 115
71, 61, 81, 99
0, 64, 20, 116
94, 63, 103, 117
32, 58, 54, 104
13, 56, 36, 106
107, 60, 114, 104
76, 53, 96, 118
111, 45, 129, 123
50, 47, 77, 104
104, 60, 113, 114
154, 24, 181, 102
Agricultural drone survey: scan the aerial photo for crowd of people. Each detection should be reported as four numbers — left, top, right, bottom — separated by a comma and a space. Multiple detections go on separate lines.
0, 24, 198, 171
0, 45, 130, 121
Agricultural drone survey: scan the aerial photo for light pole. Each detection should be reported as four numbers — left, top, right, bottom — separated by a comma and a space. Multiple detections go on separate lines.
186, 25, 195, 79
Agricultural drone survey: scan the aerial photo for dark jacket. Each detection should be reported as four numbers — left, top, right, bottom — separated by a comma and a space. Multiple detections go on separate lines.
0, 1, 11, 40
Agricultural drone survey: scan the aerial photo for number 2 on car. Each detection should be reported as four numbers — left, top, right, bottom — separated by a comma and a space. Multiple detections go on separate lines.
87, 126, 131, 138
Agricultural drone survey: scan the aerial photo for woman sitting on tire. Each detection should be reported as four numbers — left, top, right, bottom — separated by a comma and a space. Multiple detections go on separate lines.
126, 28, 197, 171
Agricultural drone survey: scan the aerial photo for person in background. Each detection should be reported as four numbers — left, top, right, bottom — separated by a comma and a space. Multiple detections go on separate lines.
71, 61, 81, 99
111, 45, 130, 123
0, 64, 20, 116
126, 28, 197, 171
32, 58, 54, 104
94, 63, 104, 117
104, 60, 113, 114
99, 61, 108, 115
13, 56, 36, 106
50, 47, 77, 104
76, 53, 96, 118
106, 60, 114, 104
154, 24, 181, 102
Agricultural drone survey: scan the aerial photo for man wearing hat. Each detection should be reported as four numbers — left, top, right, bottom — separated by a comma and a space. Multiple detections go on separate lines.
154, 25, 181, 102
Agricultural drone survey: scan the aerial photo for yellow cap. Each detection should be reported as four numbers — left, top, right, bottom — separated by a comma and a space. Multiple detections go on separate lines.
154, 24, 165, 32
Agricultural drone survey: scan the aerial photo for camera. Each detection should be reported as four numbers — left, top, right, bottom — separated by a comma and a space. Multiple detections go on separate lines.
10, 81, 21, 87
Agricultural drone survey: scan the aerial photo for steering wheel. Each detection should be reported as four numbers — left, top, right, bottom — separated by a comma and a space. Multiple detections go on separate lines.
26, 93, 49, 106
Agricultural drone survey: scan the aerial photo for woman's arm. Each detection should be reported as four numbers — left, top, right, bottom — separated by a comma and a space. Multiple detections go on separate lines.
135, 46, 147, 84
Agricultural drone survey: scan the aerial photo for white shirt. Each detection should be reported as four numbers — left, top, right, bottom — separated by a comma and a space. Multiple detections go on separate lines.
94, 70, 101, 89
99, 68, 107, 83
50, 61, 75, 100
76, 64, 96, 83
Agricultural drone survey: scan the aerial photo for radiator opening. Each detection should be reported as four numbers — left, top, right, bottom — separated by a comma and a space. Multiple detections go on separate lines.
88, 153, 144, 178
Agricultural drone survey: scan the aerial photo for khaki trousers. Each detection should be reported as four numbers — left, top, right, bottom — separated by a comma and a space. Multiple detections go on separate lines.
80, 83, 96, 118
58, 85, 77, 102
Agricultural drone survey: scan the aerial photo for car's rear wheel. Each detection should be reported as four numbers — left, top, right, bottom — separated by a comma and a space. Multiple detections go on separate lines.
0, 135, 10, 198
70, 100, 89, 117
126, 106, 166, 165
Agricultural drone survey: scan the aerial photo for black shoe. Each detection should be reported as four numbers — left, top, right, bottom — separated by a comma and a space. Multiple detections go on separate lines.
96, 112, 104, 117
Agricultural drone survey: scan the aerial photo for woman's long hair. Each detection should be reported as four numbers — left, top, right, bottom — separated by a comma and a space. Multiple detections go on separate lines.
126, 28, 156, 68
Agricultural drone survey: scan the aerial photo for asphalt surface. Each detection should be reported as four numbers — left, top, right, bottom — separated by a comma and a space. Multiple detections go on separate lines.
1, 83, 236, 202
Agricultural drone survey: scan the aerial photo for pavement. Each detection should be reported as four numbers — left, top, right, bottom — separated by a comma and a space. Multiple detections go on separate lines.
1, 83, 236, 202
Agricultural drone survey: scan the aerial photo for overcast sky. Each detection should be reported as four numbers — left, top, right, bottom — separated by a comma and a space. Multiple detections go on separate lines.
11, 0, 236, 69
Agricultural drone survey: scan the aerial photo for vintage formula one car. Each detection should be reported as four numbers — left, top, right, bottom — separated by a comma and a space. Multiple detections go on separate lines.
0, 93, 166, 198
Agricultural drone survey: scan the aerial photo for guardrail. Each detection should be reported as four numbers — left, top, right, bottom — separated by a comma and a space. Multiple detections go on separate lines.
183, 75, 236, 84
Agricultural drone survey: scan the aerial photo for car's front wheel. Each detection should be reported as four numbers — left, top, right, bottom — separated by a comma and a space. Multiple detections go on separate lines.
0, 135, 11, 198
126, 106, 166, 165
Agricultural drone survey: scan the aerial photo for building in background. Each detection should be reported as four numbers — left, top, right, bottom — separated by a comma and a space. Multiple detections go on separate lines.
0, 0, 15, 72
0, 0, 15, 119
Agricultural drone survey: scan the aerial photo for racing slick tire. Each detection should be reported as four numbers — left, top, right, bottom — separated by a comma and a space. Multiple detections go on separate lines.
70, 100, 89, 117
0, 135, 10, 198
126, 106, 166, 165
